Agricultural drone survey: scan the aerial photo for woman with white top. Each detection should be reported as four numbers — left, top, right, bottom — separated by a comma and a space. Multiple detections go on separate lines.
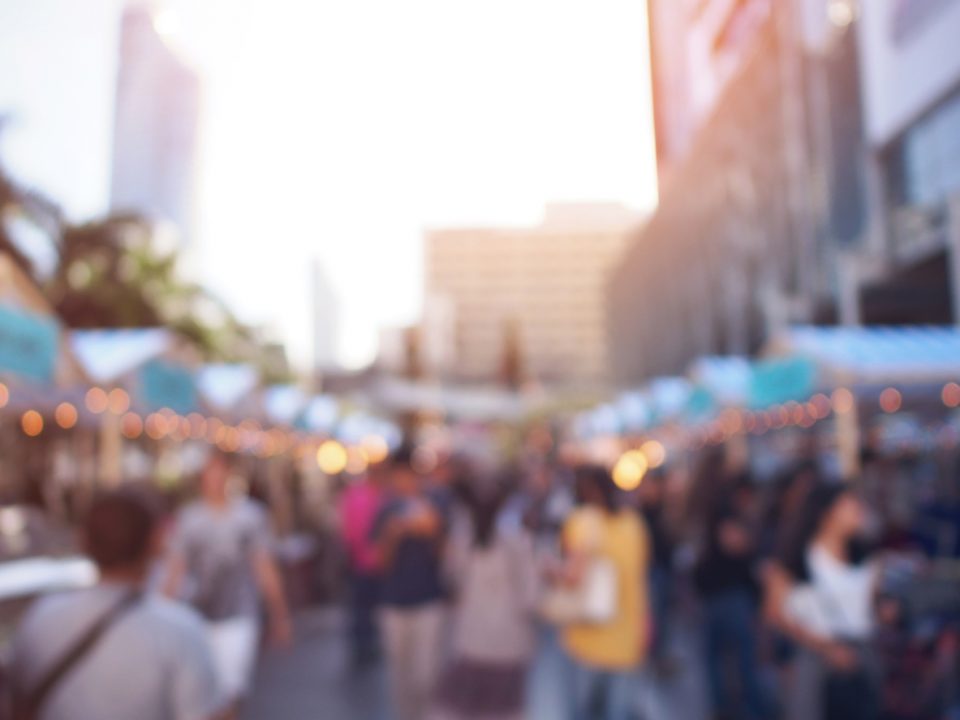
429, 476, 539, 720
764, 483, 880, 720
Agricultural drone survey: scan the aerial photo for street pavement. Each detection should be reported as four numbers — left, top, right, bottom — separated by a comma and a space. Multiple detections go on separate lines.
243, 608, 709, 720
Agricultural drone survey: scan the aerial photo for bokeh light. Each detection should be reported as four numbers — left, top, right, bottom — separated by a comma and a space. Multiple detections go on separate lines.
831, 388, 855, 415
640, 440, 666, 469
810, 393, 832, 419
943, 382, 960, 408
0, 383, 9, 408
145, 413, 166, 440
21, 410, 44, 437
85, 387, 109, 414
107, 388, 130, 414
317, 440, 348, 475
188, 413, 208, 439
613, 450, 648, 491
121, 412, 144, 439
361, 435, 390, 464
879, 388, 902, 414
55, 402, 78, 429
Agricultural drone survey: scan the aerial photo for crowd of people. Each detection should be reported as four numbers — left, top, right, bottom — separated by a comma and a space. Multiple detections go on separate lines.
3, 437, 959, 720
7, 450, 293, 720
337, 441, 959, 720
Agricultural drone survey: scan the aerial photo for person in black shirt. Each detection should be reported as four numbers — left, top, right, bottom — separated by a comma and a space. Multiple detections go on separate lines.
695, 478, 769, 720
372, 446, 446, 720
639, 470, 677, 674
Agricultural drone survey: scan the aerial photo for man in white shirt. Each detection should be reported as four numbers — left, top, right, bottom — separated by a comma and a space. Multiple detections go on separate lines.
11, 490, 225, 720
163, 451, 292, 708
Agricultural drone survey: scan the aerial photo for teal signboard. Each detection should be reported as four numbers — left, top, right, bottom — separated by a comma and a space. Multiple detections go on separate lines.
0, 305, 58, 382
140, 360, 198, 414
749, 356, 817, 409
684, 385, 716, 421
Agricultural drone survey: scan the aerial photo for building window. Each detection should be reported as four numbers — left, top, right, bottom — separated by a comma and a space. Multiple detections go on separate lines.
891, 88, 960, 208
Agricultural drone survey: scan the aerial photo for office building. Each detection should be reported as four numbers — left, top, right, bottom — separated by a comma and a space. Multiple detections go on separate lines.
110, 4, 201, 259
425, 203, 638, 387
648, 0, 774, 186
612, 0, 855, 385
851, 0, 960, 325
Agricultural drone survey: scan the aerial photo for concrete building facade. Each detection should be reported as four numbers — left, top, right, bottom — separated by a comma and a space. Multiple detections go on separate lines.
612, 0, 960, 389
611, 0, 858, 385
425, 204, 639, 388
851, 0, 960, 326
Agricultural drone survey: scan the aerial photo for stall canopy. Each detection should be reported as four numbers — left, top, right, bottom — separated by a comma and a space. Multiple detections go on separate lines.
300, 394, 339, 433
197, 364, 259, 412
767, 326, 960, 384
689, 356, 752, 407
71, 329, 172, 385
264, 384, 309, 426
70, 329, 200, 414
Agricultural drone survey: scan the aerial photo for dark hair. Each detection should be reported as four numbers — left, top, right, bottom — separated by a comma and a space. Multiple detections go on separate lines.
83, 489, 159, 570
390, 442, 416, 470
781, 483, 852, 580
575, 464, 618, 512
469, 490, 505, 548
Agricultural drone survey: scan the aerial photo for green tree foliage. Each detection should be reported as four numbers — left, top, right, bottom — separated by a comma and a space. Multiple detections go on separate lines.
0, 149, 284, 374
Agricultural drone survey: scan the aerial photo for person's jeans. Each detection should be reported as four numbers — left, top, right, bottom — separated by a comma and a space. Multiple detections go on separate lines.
381, 603, 446, 720
569, 657, 638, 720
704, 589, 768, 720
349, 572, 381, 663
649, 566, 672, 662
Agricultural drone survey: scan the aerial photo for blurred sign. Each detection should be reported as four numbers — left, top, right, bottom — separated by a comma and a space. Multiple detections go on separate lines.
749, 356, 817, 408
0, 305, 58, 382
685, 385, 716, 421
140, 360, 197, 414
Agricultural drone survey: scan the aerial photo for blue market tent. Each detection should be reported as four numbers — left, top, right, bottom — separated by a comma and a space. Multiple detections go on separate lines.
767, 326, 960, 385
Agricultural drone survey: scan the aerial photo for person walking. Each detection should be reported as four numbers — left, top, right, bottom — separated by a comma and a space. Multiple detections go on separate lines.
694, 480, 769, 720
765, 484, 881, 720
430, 475, 538, 720
637, 470, 677, 675
163, 450, 292, 710
10, 489, 225, 720
557, 464, 651, 720
373, 446, 448, 720
338, 463, 385, 668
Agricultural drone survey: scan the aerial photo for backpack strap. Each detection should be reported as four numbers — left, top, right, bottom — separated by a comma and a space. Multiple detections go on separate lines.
15, 589, 142, 719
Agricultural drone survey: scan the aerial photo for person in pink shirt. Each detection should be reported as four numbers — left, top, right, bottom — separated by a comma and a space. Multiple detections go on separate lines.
339, 463, 386, 669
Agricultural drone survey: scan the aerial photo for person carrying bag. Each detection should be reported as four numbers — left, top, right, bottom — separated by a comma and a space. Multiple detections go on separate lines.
551, 465, 651, 720
10, 590, 141, 720
540, 507, 618, 625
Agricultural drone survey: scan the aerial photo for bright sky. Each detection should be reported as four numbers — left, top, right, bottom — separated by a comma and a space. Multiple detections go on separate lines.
2, 0, 658, 371
174, 0, 658, 370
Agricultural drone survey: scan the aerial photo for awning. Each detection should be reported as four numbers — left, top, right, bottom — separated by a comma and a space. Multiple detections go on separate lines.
689, 356, 752, 407
768, 326, 960, 384
197, 364, 259, 411
70, 329, 173, 384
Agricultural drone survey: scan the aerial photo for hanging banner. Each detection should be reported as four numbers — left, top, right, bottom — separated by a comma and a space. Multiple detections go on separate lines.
0, 305, 59, 383
140, 360, 198, 414
749, 356, 817, 409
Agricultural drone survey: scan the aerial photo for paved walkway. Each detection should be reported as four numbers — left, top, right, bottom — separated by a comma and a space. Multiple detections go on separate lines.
243, 608, 709, 720
242, 609, 389, 720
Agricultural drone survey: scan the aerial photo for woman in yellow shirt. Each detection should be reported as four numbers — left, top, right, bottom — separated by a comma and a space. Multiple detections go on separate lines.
561, 465, 651, 720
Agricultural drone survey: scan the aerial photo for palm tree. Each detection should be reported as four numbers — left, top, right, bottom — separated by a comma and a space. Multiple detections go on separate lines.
0, 122, 61, 278
0, 135, 279, 372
